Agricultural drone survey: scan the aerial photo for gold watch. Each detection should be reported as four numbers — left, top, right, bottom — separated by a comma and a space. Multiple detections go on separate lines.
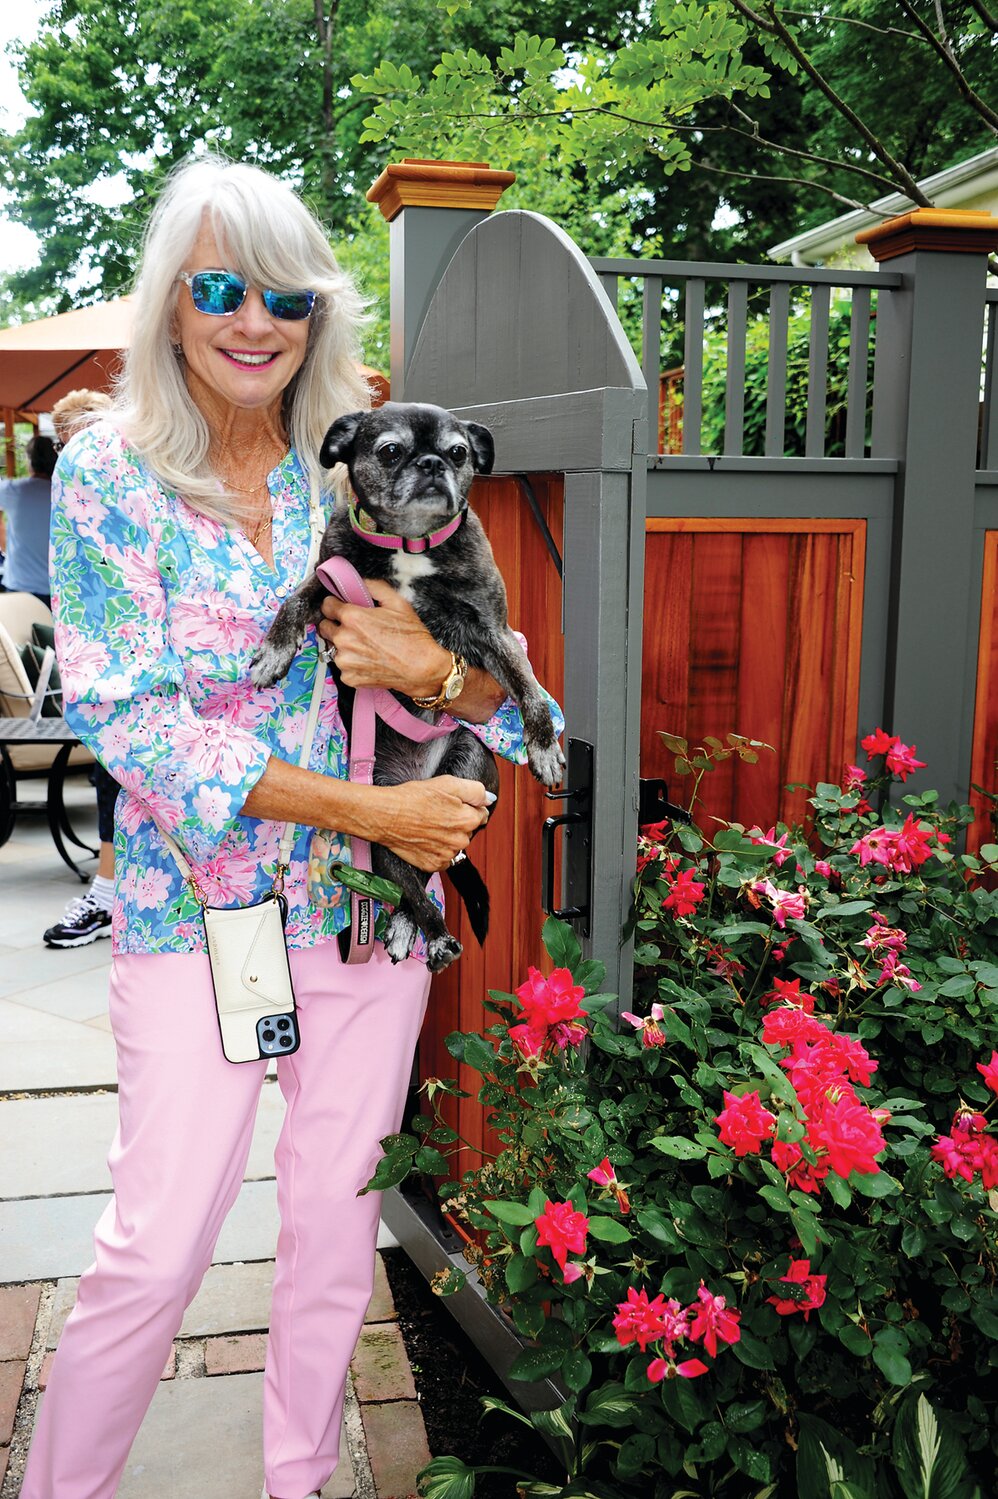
412, 652, 468, 710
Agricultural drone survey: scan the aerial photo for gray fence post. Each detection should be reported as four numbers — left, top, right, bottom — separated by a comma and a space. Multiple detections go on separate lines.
865, 209, 998, 805
366, 159, 515, 399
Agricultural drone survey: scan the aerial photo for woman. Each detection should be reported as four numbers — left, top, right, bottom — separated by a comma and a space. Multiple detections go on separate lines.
22, 156, 562, 1499
0, 431, 57, 606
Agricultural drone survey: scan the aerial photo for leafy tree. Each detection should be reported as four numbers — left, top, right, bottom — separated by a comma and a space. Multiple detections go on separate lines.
354, 0, 998, 235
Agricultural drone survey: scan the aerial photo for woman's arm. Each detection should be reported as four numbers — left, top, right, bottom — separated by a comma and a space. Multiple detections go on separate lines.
241, 759, 491, 870
318, 579, 506, 723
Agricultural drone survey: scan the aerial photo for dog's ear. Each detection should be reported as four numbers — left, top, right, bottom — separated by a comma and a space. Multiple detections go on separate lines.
320, 411, 365, 469
464, 422, 495, 476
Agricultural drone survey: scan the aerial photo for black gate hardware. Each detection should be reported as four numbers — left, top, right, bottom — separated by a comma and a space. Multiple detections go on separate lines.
541, 738, 593, 936
639, 776, 693, 826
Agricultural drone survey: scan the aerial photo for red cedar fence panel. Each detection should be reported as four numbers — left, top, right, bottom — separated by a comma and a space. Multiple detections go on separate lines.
968, 531, 998, 856
416, 474, 565, 1167
641, 519, 866, 834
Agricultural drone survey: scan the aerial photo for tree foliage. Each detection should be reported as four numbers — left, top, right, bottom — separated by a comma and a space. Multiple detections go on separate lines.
2, 0, 996, 342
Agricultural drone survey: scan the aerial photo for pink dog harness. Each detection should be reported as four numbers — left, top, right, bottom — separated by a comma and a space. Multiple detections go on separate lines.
315, 555, 456, 964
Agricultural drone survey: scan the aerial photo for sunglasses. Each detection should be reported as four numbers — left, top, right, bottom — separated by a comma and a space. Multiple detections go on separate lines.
177, 270, 316, 321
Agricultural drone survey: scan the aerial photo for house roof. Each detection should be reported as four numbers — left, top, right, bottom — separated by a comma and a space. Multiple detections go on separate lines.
768, 145, 998, 264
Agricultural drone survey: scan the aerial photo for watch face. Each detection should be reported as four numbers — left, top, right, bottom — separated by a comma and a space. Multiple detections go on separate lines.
445, 673, 465, 701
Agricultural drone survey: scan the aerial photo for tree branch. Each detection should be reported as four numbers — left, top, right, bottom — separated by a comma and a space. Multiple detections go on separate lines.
723, 104, 904, 193
895, 0, 998, 132
966, 0, 998, 33
728, 0, 931, 203
688, 157, 889, 215
774, 8, 924, 41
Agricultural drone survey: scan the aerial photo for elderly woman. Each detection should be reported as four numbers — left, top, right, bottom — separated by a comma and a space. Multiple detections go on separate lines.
22, 157, 562, 1499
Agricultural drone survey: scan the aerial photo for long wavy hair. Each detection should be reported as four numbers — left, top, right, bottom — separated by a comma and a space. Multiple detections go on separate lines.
114, 154, 370, 523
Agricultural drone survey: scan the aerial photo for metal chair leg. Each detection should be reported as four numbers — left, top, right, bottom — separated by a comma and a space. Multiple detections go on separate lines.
46, 745, 97, 880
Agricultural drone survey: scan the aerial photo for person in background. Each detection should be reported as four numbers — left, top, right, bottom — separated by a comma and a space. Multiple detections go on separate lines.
0, 432, 57, 606
42, 388, 118, 947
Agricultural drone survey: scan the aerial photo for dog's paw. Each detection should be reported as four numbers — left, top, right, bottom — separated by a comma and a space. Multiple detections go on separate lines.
249, 641, 293, 689
426, 933, 463, 972
527, 739, 567, 788
383, 911, 419, 965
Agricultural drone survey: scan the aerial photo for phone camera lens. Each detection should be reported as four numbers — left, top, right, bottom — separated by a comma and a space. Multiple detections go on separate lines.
279, 1035, 293, 1048
277, 1018, 290, 1031
262, 1028, 276, 1043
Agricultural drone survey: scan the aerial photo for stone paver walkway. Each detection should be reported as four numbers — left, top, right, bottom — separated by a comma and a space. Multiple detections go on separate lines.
0, 781, 431, 1497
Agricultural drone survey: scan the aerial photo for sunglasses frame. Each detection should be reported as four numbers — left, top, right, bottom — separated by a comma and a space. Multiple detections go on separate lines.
177, 270, 316, 321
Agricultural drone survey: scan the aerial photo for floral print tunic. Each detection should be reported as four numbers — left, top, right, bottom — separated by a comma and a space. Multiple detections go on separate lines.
51, 421, 563, 956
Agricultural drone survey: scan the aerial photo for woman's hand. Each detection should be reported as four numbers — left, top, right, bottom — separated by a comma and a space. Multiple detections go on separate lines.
318, 579, 507, 722
319, 580, 450, 698
354, 775, 492, 872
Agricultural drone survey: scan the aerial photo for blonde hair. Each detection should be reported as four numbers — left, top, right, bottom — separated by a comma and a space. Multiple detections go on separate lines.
51, 388, 113, 446
113, 154, 371, 522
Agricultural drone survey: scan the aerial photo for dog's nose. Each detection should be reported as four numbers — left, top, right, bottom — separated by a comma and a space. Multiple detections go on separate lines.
414, 453, 446, 479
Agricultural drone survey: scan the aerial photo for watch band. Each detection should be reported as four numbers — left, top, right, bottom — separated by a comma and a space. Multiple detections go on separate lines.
411, 651, 468, 711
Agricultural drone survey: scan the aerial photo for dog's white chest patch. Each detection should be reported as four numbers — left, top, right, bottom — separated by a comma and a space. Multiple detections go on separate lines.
390, 551, 437, 602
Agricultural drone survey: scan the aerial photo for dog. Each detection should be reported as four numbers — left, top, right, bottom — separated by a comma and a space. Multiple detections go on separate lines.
250, 402, 565, 970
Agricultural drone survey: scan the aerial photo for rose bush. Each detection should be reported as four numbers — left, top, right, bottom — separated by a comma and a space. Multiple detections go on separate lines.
370, 732, 998, 1498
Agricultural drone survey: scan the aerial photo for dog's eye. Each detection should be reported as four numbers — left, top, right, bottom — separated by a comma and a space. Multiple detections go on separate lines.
376, 442, 402, 466
449, 444, 468, 465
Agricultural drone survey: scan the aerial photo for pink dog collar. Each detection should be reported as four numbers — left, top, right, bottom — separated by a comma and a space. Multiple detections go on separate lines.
348, 499, 465, 554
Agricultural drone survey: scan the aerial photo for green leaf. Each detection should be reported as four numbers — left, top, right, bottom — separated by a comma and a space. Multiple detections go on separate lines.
872, 1343, 913, 1386
416, 1454, 477, 1499
484, 1199, 537, 1227
732, 1330, 775, 1370
586, 1215, 632, 1243
542, 916, 582, 973
813, 900, 875, 920
650, 1135, 707, 1159
892, 1393, 978, 1499
561, 1348, 593, 1391
579, 1381, 639, 1428
797, 1413, 875, 1499
507, 1345, 564, 1381
505, 1253, 538, 1293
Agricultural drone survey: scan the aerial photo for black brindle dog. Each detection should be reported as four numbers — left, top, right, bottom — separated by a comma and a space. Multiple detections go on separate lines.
250, 401, 564, 970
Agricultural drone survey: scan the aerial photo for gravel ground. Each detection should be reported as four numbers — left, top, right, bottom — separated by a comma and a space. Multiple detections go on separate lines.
381, 1248, 564, 1497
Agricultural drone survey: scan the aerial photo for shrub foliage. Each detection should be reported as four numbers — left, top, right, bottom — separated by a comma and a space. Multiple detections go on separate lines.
372, 732, 998, 1498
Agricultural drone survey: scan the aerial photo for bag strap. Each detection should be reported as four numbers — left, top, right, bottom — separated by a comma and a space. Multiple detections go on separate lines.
315, 555, 457, 965
160, 473, 327, 905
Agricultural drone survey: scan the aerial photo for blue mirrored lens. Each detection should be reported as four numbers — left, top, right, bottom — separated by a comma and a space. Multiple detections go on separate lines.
189, 271, 247, 315
261, 289, 316, 321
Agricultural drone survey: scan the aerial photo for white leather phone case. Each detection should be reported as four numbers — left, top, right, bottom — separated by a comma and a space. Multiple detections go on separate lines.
202, 895, 299, 1064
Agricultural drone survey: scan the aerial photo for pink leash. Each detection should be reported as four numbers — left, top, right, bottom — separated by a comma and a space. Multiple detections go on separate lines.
316, 555, 456, 963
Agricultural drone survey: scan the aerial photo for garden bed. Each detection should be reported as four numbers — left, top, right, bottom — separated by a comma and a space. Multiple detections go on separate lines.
382, 1246, 562, 1495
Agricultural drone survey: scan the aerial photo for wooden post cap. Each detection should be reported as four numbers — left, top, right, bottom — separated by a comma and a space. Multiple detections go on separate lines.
367, 158, 516, 221
856, 207, 998, 261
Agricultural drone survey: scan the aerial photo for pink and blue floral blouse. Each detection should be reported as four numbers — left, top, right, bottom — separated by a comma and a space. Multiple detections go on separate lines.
51, 421, 563, 956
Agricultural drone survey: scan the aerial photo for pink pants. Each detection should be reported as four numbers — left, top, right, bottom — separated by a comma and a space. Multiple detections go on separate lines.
21, 942, 430, 1499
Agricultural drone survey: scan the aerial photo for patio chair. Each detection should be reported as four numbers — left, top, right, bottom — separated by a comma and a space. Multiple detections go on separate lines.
0, 601, 96, 873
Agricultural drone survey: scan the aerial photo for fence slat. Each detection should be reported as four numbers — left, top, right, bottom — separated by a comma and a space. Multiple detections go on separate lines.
725, 281, 748, 457
682, 279, 706, 456
598, 273, 619, 313
642, 275, 663, 454
845, 287, 872, 459
805, 285, 831, 458
766, 283, 790, 457
982, 302, 998, 471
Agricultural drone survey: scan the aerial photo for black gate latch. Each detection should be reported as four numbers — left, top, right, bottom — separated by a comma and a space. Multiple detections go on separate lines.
541, 738, 593, 937
638, 776, 693, 826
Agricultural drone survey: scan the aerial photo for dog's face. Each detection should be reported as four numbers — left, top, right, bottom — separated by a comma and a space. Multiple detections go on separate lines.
319, 402, 494, 538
